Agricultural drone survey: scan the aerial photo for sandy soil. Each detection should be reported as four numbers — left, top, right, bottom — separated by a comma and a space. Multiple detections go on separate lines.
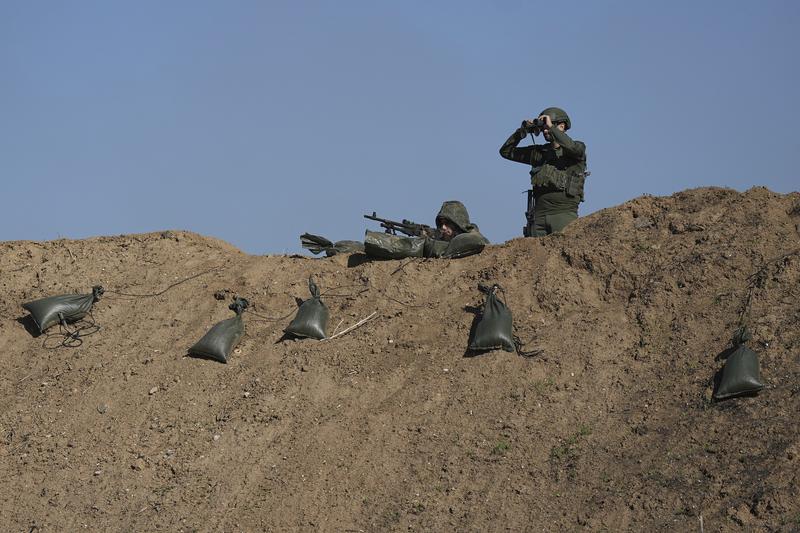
1, 186, 799, 532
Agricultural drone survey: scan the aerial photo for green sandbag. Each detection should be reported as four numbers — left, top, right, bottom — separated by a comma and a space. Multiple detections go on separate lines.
22, 286, 104, 334
301, 233, 365, 256
188, 298, 248, 364
364, 230, 425, 259
469, 284, 515, 352
423, 233, 489, 259
284, 277, 329, 340
714, 344, 765, 400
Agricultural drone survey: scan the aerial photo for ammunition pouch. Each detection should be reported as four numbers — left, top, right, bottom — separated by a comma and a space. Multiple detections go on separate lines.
565, 171, 586, 199
531, 164, 569, 190
531, 164, 586, 200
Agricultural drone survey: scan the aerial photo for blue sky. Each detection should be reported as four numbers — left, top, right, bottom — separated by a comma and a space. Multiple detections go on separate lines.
2, 1, 798, 254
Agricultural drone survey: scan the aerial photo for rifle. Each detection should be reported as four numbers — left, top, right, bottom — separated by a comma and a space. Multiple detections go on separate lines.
363, 212, 437, 238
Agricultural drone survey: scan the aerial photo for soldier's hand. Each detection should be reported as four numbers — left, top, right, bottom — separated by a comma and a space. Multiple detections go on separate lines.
521, 119, 540, 136
538, 114, 553, 128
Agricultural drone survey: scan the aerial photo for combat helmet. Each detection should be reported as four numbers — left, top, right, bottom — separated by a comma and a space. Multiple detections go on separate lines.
539, 107, 571, 130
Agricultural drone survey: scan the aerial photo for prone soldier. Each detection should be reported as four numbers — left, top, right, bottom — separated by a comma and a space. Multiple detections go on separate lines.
301, 201, 489, 259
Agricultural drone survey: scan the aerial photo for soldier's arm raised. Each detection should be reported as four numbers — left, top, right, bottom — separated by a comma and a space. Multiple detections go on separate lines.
547, 128, 586, 159
499, 127, 541, 165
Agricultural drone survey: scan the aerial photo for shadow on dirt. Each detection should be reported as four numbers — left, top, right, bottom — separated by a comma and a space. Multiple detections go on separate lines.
462, 305, 486, 358
347, 253, 372, 268
16, 315, 41, 338
184, 352, 227, 364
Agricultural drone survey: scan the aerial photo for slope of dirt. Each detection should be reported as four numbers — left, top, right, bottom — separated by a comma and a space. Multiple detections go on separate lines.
1, 187, 799, 532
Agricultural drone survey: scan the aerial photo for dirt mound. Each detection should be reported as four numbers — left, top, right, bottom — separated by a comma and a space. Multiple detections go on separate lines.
2, 187, 799, 532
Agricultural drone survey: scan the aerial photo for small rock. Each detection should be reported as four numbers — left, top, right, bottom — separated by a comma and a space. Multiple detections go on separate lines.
213, 291, 226, 300
93, 470, 103, 476
243, 391, 251, 398
149, 387, 158, 395
669, 221, 685, 234
96, 404, 108, 414
132, 458, 146, 471
213, 434, 221, 441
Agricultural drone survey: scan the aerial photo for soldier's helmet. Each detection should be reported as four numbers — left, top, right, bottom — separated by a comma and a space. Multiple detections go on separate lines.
539, 107, 571, 130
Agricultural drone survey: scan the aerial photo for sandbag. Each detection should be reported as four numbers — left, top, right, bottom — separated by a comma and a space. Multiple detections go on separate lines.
468, 284, 515, 352
284, 277, 329, 340
423, 238, 449, 258
301, 233, 365, 256
188, 298, 249, 363
440, 232, 488, 259
714, 344, 765, 400
364, 230, 425, 260
329, 240, 365, 256
22, 285, 104, 334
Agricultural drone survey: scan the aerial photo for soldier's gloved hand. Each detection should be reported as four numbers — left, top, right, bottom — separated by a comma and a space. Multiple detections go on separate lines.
521, 120, 539, 137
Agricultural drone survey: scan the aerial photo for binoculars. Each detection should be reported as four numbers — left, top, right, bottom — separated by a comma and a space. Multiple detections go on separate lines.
522, 118, 547, 133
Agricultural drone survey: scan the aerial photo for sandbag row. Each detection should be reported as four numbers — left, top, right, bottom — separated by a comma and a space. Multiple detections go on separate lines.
18, 281, 771, 399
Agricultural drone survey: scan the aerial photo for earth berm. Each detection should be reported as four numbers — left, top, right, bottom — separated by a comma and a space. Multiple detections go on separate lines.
1, 186, 798, 532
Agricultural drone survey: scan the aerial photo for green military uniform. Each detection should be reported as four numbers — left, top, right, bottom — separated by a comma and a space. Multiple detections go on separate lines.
303, 201, 488, 259
499, 107, 587, 237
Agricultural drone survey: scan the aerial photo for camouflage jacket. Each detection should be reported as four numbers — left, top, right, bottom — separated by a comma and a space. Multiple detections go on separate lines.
499, 127, 587, 201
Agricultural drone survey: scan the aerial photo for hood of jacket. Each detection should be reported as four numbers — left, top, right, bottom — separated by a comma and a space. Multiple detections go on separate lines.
435, 201, 475, 233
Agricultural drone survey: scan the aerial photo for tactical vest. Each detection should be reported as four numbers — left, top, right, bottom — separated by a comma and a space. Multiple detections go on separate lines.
529, 146, 587, 200
531, 164, 586, 199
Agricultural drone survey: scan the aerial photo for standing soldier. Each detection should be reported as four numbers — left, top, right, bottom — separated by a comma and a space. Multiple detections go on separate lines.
499, 107, 588, 237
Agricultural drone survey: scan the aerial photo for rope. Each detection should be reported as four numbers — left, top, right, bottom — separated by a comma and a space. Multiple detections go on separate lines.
514, 335, 543, 358
43, 312, 101, 349
104, 266, 223, 299
320, 287, 370, 299
733, 248, 799, 346
319, 282, 368, 297
392, 257, 423, 275
247, 308, 297, 322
